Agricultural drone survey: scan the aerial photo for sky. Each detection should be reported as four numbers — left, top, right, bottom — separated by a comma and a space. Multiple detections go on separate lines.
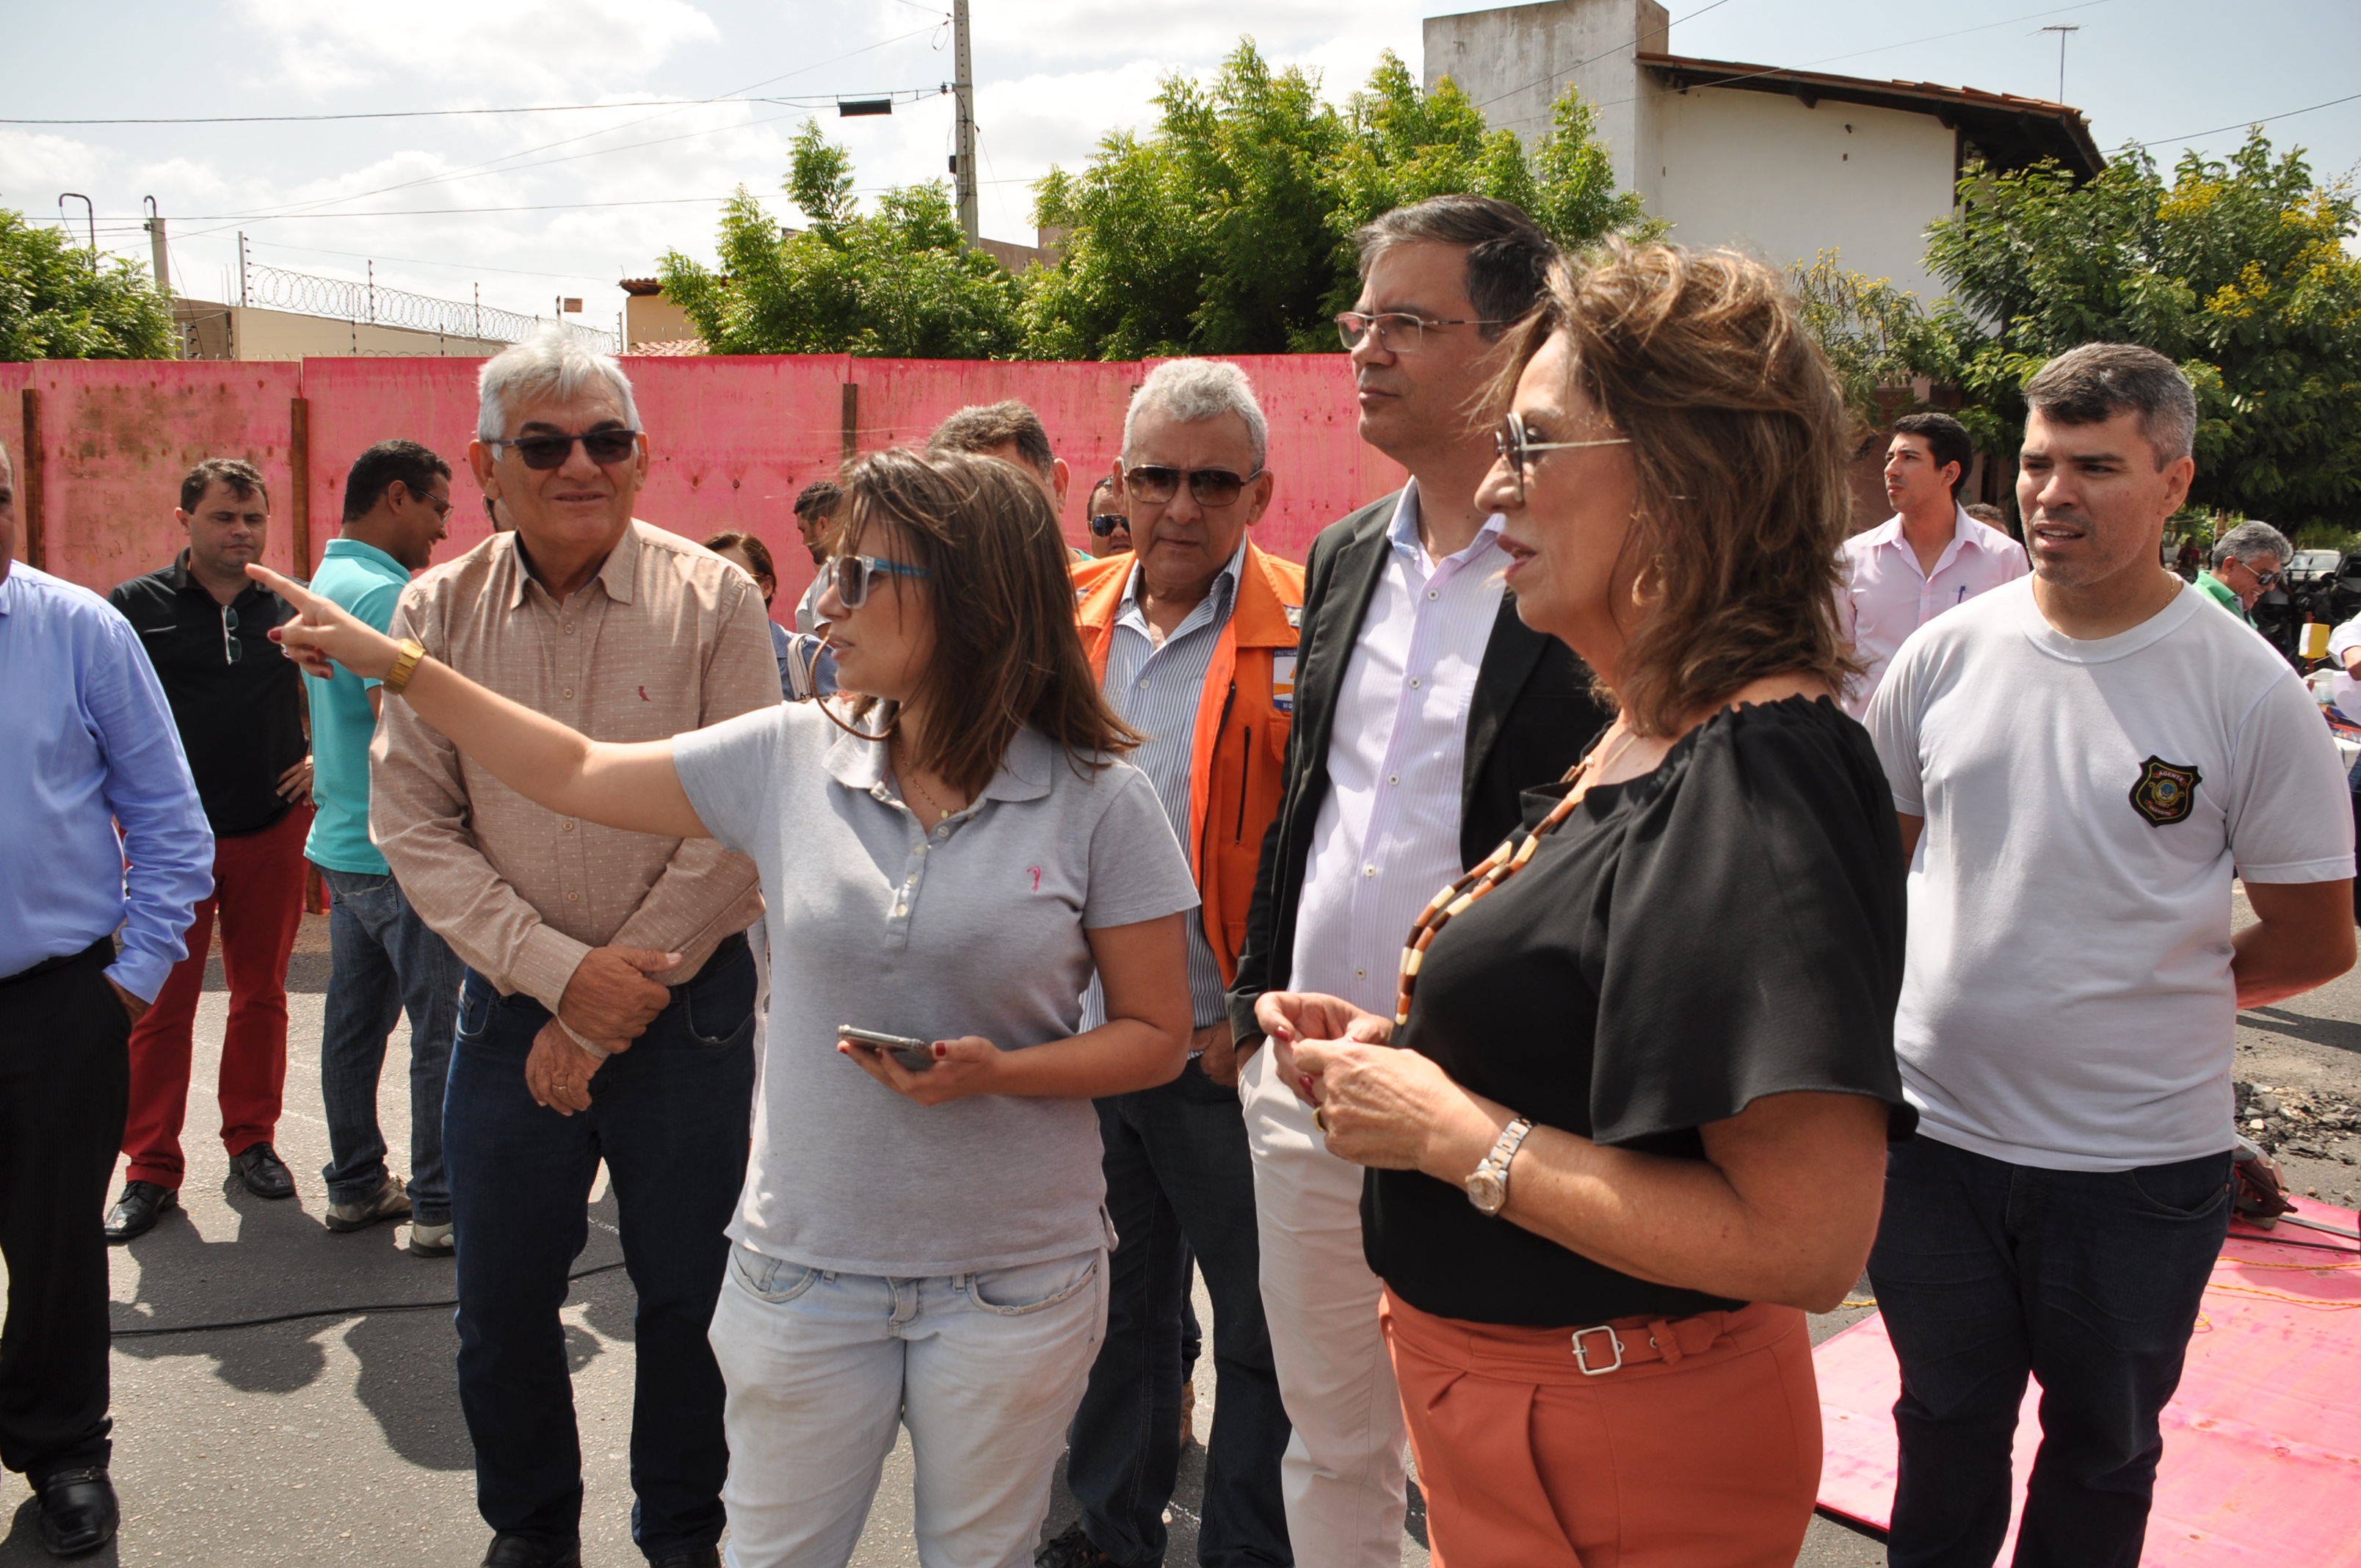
4, 0, 2357, 338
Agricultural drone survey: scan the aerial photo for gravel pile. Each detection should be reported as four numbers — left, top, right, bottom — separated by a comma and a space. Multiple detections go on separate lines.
2235, 1080, 2361, 1164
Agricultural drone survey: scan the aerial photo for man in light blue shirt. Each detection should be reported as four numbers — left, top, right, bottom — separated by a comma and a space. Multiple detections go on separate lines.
0, 437, 211, 1558
306, 440, 465, 1256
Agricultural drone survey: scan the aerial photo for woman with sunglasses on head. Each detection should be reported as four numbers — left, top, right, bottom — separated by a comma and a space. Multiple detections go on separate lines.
251, 448, 1199, 1568
1266, 243, 1915, 1568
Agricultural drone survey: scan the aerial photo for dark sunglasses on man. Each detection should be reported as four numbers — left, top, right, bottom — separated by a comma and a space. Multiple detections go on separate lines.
488, 429, 641, 471
2234, 556, 2282, 589
1088, 512, 1131, 537
402, 484, 454, 518
1123, 465, 1266, 508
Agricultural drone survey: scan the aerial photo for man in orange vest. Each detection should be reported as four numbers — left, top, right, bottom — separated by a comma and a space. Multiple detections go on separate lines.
1040, 360, 1302, 1568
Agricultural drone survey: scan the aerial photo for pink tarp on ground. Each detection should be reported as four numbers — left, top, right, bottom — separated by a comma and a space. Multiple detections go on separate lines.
1815, 1205, 2361, 1564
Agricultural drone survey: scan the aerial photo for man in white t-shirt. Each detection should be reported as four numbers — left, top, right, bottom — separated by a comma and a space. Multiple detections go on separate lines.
1866, 343, 2355, 1568
1840, 410, 2027, 718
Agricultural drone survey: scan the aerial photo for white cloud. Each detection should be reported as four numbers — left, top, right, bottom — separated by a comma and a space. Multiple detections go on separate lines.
230, 0, 725, 100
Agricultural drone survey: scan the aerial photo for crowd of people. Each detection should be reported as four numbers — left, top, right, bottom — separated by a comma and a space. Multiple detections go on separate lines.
1, 189, 2355, 1568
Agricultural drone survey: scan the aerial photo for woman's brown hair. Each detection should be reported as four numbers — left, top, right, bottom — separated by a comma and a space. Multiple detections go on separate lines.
836, 447, 1140, 793
701, 530, 777, 600
1498, 240, 1861, 735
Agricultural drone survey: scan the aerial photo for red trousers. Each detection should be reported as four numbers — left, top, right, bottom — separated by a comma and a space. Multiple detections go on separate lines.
122, 805, 310, 1189
1381, 1288, 1821, 1568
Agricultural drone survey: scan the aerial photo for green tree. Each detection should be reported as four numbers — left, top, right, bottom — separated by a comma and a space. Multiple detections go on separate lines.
1787, 251, 1957, 429
1924, 132, 2361, 527
659, 120, 1024, 358
0, 209, 177, 360
1023, 42, 1652, 360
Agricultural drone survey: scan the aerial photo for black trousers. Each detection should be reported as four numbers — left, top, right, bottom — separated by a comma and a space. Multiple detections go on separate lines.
0, 940, 131, 1482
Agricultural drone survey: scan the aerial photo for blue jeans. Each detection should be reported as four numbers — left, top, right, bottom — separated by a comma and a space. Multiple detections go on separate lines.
1067, 1059, 1293, 1567
318, 867, 463, 1221
443, 937, 756, 1558
1868, 1134, 2233, 1568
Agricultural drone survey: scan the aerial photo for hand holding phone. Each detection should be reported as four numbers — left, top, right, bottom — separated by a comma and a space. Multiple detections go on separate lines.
837, 1023, 935, 1072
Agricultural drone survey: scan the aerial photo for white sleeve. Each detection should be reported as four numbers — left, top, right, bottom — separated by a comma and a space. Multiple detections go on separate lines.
1866, 641, 1928, 817
2226, 672, 2355, 883
2329, 617, 2361, 662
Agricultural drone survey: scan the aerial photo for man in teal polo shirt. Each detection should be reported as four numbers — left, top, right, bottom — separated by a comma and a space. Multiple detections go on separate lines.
308, 440, 464, 1256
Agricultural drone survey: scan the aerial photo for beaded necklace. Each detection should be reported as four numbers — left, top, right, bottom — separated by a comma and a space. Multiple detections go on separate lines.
1395, 727, 1639, 1026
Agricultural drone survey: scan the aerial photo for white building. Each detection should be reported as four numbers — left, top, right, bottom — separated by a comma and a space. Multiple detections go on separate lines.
1424, 0, 2103, 300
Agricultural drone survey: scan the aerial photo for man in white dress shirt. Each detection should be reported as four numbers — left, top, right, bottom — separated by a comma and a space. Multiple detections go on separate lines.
1842, 410, 2027, 716
1227, 196, 1609, 1568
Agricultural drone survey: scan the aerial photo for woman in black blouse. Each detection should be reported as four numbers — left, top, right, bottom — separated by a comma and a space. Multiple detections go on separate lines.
1269, 242, 1913, 1568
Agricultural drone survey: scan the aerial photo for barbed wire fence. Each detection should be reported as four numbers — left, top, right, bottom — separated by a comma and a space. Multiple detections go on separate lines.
239, 250, 617, 354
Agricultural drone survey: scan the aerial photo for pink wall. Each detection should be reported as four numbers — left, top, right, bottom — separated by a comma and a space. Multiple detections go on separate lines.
7, 353, 1407, 606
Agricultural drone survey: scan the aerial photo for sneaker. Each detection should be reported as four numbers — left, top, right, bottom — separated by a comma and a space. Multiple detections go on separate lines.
324, 1175, 412, 1233
408, 1220, 455, 1258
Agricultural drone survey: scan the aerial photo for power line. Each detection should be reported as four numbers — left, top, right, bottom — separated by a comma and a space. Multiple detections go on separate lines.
171, 24, 945, 239
2132, 90, 2361, 152
3, 88, 941, 126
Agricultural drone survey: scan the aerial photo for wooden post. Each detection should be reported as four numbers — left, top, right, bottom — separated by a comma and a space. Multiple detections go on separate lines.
840, 382, 859, 473
18, 388, 43, 570
289, 396, 311, 577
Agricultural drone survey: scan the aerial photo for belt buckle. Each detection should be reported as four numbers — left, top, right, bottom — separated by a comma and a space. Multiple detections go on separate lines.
1570, 1324, 1625, 1376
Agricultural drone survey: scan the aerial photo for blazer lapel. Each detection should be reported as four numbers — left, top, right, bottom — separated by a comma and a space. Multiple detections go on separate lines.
1461, 592, 1549, 815
1298, 496, 1399, 769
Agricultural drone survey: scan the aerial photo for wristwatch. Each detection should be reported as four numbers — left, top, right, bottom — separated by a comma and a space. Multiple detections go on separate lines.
382, 638, 427, 695
1466, 1116, 1535, 1216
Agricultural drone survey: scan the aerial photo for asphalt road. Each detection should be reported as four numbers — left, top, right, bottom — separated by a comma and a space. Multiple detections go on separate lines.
4, 895, 2355, 1567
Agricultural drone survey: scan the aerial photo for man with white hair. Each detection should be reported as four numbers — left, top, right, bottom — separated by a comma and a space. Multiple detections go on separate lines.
2198, 518, 2293, 628
1040, 360, 1301, 1568
370, 332, 778, 1568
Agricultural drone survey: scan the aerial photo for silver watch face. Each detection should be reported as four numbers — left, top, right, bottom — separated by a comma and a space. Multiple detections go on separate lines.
1467, 1167, 1506, 1215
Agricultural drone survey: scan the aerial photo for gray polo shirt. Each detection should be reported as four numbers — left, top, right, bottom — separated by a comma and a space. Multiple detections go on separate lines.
673, 704, 1198, 1276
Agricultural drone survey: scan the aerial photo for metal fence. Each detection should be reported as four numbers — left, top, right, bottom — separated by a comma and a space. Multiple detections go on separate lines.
240, 259, 618, 353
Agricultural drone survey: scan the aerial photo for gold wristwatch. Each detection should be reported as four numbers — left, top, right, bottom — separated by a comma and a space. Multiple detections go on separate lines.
1466, 1115, 1535, 1216
382, 638, 427, 695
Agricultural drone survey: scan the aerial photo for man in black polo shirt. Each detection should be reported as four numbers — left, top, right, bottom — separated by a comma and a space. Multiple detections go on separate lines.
103, 458, 313, 1240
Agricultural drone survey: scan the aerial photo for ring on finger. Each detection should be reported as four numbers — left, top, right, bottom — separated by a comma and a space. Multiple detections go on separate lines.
1313, 1107, 1330, 1134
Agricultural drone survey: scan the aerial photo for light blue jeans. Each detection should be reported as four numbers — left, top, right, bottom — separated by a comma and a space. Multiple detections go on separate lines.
710, 1243, 1109, 1568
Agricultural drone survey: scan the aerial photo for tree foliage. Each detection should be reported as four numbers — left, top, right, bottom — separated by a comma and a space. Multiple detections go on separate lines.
0, 210, 177, 361
1921, 133, 2361, 526
1024, 42, 1653, 360
659, 120, 1023, 358
1787, 251, 1956, 431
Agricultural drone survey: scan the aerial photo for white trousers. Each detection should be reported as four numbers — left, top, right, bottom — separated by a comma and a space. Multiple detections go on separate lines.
709, 1244, 1109, 1568
1241, 1042, 1410, 1568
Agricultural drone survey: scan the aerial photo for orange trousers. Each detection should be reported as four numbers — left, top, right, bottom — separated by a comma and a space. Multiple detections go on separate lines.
1380, 1288, 1821, 1568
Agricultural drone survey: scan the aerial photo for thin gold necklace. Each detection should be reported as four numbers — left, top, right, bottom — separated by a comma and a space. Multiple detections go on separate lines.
893, 736, 959, 824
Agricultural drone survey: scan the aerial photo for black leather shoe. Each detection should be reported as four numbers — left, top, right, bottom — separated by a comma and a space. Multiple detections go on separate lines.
35, 1467, 118, 1558
481, 1533, 581, 1567
648, 1551, 721, 1568
103, 1180, 177, 1242
230, 1141, 296, 1200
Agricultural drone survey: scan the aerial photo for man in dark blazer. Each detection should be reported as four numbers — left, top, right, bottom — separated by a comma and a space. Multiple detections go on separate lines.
1221, 196, 1609, 1568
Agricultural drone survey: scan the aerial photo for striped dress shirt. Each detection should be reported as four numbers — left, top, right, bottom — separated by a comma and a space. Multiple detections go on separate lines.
1084, 539, 1247, 1031
1289, 482, 1509, 1020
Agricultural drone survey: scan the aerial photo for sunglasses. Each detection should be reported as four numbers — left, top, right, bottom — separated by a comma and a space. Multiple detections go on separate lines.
489, 429, 641, 470
220, 603, 242, 665
2236, 558, 2282, 588
1089, 512, 1130, 537
1335, 311, 1509, 354
1493, 413, 1631, 504
1123, 465, 1265, 508
831, 553, 931, 608
406, 486, 454, 518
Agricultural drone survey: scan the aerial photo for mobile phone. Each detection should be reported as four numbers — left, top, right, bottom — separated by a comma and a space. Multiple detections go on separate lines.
837, 1023, 935, 1072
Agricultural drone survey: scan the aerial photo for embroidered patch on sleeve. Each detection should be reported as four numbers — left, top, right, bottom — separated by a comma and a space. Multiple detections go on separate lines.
2130, 756, 2202, 826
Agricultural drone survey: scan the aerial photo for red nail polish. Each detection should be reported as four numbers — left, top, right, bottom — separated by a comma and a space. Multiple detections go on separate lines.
934, 1042, 948, 1059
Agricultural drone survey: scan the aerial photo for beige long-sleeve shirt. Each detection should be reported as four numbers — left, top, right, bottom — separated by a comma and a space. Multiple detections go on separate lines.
371, 520, 780, 1012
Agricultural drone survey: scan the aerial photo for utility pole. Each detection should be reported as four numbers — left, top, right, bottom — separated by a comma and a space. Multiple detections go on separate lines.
239, 231, 250, 307
2040, 24, 2081, 105
951, 0, 979, 246
143, 197, 170, 299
